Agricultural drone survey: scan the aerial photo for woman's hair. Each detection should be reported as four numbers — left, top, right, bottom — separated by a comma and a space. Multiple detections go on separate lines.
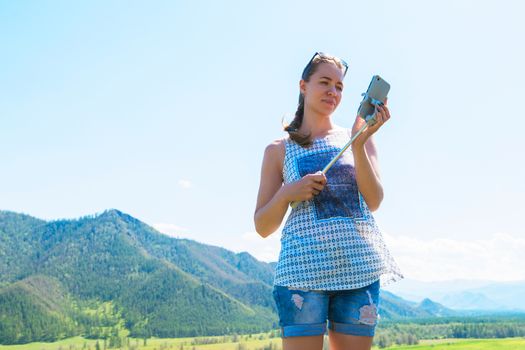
283, 53, 347, 147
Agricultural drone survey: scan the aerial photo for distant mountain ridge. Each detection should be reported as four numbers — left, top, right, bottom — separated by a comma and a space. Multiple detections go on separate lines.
382, 278, 525, 312
0, 209, 482, 344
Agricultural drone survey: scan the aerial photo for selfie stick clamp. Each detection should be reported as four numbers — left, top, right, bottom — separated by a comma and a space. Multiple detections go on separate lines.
360, 92, 384, 127
289, 98, 382, 209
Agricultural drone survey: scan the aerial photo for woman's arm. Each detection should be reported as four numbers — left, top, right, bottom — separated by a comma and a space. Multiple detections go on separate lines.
351, 103, 391, 211
254, 139, 327, 237
254, 140, 289, 238
352, 136, 383, 211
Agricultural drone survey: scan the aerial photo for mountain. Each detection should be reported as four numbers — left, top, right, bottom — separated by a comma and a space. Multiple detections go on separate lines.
0, 275, 78, 343
382, 278, 525, 311
0, 209, 484, 344
462, 281, 525, 311
417, 298, 456, 317
440, 291, 504, 310
378, 290, 457, 319
0, 209, 277, 344
0, 211, 46, 287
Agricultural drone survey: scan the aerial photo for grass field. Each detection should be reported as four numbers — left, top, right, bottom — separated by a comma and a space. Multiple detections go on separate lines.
1, 335, 524, 350
382, 337, 525, 349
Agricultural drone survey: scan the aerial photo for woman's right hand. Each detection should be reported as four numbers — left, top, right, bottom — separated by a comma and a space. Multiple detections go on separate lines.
254, 141, 326, 237
283, 171, 327, 202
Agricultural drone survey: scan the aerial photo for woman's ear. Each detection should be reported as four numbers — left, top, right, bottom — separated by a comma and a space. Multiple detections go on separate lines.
299, 79, 306, 95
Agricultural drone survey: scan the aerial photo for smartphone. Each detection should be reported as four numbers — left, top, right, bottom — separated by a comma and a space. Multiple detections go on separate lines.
357, 75, 390, 124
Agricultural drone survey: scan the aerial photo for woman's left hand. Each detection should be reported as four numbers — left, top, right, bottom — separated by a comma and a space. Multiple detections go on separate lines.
351, 99, 391, 148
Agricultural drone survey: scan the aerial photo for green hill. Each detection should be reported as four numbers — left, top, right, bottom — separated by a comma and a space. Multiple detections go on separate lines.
0, 275, 77, 343
0, 211, 46, 286
0, 209, 455, 344
0, 209, 277, 344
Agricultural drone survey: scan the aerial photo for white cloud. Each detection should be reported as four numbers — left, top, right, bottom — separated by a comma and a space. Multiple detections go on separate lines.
152, 223, 190, 238
383, 232, 525, 282
178, 179, 192, 189
235, 231, 281, 262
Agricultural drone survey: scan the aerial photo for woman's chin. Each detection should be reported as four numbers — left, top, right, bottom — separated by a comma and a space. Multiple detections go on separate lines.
320, 105, 336, 114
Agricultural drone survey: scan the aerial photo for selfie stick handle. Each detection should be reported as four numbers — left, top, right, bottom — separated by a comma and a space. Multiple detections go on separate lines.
289, 121, 370, 209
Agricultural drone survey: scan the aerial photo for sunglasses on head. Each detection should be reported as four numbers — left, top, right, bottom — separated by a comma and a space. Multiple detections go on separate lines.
301, 52, 349, 79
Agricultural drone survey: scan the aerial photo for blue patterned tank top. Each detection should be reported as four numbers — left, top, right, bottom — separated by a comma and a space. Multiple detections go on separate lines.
273, 127, 404, 290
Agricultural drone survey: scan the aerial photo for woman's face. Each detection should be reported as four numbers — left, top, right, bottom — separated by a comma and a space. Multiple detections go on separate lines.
300, 62, 345, 116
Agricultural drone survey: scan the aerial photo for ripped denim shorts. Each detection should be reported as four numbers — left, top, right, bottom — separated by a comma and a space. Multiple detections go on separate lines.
272, 279, 380, 338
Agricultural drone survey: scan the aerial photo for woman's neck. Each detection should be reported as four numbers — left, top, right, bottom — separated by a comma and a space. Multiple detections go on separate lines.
299, 110, 337, 139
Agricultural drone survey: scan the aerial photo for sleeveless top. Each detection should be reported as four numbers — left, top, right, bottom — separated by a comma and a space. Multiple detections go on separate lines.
273, 128, 404, 290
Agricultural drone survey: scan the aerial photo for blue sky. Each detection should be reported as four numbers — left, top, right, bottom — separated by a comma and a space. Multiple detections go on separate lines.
1, 0, 524, 282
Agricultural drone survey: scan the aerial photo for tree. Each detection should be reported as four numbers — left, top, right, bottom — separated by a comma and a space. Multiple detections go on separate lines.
376, 334, 392, 349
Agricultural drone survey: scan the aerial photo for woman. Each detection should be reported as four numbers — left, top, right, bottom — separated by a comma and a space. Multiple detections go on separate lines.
254, 52, 403, 350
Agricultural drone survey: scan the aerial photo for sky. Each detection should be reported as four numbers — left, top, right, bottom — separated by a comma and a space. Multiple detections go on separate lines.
1, 0, 524, 283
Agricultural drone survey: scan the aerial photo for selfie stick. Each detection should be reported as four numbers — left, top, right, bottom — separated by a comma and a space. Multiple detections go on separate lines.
289, 97, 382, 209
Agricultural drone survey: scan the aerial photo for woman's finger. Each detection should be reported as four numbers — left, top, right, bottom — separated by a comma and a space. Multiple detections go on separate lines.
312, 182, 325, 191
375, 107, 385, 124
379, 105, 390, 122
382, 105, 391, 119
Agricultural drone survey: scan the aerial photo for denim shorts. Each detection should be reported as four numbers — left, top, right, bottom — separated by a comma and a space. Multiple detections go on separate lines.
272, 279, 380, 338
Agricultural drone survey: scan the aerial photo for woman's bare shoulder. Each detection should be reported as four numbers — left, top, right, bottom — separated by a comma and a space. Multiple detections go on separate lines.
264, 137, 287, 157
262, 137, 287, 175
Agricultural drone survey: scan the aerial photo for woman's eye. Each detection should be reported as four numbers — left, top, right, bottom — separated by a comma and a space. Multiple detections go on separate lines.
337, 86, 343, 91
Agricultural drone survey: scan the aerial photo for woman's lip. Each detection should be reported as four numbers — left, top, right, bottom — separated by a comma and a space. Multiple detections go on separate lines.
322, 99, 336, 106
